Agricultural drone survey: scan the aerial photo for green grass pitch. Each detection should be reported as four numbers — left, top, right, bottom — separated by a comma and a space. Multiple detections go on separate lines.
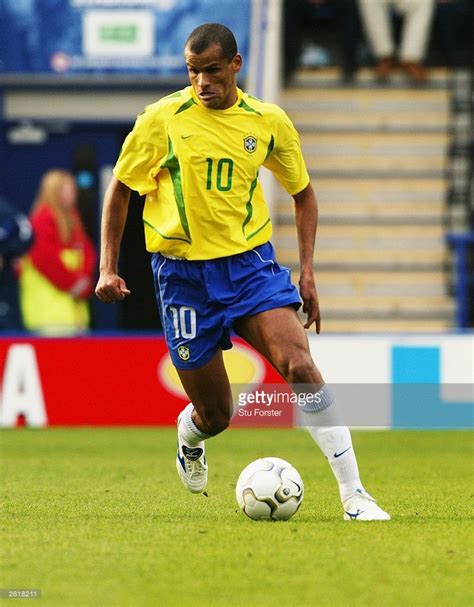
1, 428, 472, 606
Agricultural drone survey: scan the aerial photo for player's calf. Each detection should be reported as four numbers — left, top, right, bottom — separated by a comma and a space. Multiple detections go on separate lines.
193, 406, 231, 436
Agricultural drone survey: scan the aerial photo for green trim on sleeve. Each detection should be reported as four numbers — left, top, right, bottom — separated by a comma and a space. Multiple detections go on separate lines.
143, 218, 191, 244
238, 99, 262, 116
161, 138, 192, 241
246, 218, 271, 241
174, 97, 197, 115
265, 135, 275, 160
242, 175, 259, 234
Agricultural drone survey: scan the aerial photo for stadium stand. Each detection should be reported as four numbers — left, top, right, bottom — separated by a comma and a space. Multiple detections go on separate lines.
276, 66, 458, 332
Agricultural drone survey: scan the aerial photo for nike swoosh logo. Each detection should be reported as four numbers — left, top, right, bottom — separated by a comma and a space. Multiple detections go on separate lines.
334, 446, 352, 458
181, 134, 192, 139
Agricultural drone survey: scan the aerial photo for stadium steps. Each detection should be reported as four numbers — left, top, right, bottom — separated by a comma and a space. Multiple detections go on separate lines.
276, 68, 453, 332
291, 271, 448, 298
282, 249, 447, 271
278, 200, 445, 225
276, 224, 445, 250
304, 177, 447, 202
319, 319, 452, 332
300, 133, 449, 178
319, 295, 454, 318
291, 110, 449, 136
290, 66, 452, 89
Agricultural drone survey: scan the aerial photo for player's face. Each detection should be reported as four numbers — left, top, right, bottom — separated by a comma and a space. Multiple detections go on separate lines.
184, 43, 242, 110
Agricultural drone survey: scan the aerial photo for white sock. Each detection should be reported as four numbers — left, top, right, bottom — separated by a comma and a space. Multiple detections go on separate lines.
300, 387, 365, 504
178, 403, 210, 447
308, 425, 364, 504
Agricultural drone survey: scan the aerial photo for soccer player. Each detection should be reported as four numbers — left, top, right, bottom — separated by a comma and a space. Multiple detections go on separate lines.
96, 23, 390, 521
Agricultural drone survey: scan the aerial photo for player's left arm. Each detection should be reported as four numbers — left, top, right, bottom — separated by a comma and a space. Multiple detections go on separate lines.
262, 106, 320, 331
293, 182, 321, 333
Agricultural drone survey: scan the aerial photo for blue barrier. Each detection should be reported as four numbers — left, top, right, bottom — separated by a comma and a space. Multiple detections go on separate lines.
447, 232, 474, 328
391, 346, 474, 428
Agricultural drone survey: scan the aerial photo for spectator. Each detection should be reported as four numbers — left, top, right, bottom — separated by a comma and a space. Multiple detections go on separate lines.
334, 0, 362, 82
0, 197, 33, 330
19, 170, 96, 335
283, 0, 306, 84
284, 0, 362, 85
357, 0, 435, 82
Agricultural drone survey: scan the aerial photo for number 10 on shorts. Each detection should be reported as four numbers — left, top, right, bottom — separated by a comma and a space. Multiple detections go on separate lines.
169, 306, 197, 339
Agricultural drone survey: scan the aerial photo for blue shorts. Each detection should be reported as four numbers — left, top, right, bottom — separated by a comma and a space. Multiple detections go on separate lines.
151, 242, 301, 369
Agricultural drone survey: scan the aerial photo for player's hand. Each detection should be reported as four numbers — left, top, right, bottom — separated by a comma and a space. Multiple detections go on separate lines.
299, 273, 321, 333
95, 272, 131, 303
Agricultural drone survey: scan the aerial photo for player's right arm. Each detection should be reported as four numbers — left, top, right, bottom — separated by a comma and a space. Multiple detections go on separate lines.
95, 176, 131, 303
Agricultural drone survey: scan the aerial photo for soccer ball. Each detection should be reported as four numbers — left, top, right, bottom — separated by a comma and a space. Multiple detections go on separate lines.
236, 457, 304, 521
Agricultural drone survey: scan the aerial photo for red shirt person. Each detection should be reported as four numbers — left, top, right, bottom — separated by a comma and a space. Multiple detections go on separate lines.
20, 170, 96, 334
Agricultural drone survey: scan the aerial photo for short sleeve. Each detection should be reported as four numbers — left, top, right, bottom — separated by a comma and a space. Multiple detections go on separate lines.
113, 106, 168, 196
263, 108, 310, 196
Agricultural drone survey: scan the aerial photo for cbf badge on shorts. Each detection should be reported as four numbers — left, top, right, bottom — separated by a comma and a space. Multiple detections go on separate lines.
177, 345, 190, 361
244, 135, 257, 154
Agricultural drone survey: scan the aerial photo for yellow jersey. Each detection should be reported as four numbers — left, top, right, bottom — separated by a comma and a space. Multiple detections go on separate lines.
114, 86, 309, 260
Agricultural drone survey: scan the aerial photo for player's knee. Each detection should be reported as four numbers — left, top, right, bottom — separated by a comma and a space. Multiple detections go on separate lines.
286, 354, 322, 385
200, 408, 231, 435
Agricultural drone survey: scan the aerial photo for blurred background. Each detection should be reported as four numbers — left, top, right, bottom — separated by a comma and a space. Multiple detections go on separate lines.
0, 0, 472, 335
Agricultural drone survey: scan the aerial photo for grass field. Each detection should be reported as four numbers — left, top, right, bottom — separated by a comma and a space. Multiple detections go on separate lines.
1, 428, 472, 606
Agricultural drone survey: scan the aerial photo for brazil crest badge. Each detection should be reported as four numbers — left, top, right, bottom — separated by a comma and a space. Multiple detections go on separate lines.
244, 136, 257, 154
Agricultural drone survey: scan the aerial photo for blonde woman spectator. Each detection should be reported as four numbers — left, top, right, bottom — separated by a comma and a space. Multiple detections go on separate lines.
20, 170, 96, 334
358, 0, 435, 81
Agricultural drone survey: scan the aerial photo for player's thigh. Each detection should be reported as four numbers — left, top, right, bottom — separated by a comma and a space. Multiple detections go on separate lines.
176, 349, 233, 421
234, 306, 323, 384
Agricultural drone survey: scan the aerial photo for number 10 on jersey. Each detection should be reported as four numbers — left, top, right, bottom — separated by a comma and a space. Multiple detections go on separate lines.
206, 158, 234, 191
169, 305, 197, 339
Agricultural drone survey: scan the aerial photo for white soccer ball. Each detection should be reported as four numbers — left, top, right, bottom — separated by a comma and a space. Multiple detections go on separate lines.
236, 457, 304, 521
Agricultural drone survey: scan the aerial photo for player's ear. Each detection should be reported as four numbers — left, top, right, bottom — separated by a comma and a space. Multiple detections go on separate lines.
232, 53, 243, 74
